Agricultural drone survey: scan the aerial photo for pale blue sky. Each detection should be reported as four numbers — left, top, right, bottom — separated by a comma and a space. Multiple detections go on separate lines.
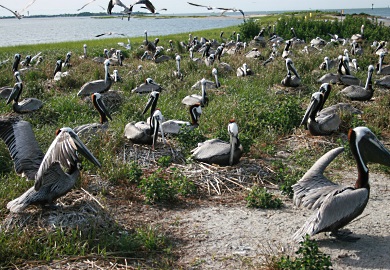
0, 0, 388, 17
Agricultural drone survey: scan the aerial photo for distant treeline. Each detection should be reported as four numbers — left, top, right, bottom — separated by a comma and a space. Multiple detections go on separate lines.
0, 11, 147, 19
240, 13, 390, 42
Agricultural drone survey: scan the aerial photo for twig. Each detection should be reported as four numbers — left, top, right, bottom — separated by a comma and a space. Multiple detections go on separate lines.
81, 188, 105, 210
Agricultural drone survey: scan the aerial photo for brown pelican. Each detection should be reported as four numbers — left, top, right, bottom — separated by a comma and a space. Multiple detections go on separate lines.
375, 75, 390, 89
377, 52, 390, 75
374, 41, 387, 55
300, 92, 341, 136
351, 25, 364, 43
191, 68, 220, 89
204, 54, 215, 67
107, 0, 129, 14
12, 54, 21, 72
339, 56, 361, 86
191, 119, 243, 166
142, 30, 157, 52
7, 72, 43, 113
77, 0, 97, 11
319, 56, 337, 71
236, 63, 253, 77
92, 49, 109, 63
182, 78, 208, 107
281, 58, 301, 87
53, 60, 69, 81
118, 39, 131, 50
162, 103, 202, 135
126, 0, 156, 19
78, 59, 112, 96
74, 93, 112, 137
282, 40, 292, 59
317, 55, 344, 84
217, 7, 245, 21
124, 109, 165, 149
187, 2, 217, 10
340, 65, 374, 101
0, 118, 101, 212
95, 32, 125, 38
293, 126, 390, 241
173, 55, 183, 79
131, 78, 162, 94
351, 40, 363, 56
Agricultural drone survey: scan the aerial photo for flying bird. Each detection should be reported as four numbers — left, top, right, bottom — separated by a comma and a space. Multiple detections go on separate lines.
0, 0, 37, 19
95, 32, 126, 38
77, 0, 97, 11
218, 7, 245, 21
187, 2, 217, 10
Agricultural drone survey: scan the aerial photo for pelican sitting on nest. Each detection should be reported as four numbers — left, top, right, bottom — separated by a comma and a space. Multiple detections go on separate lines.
162, 103, 202, 134
7, 71, 43, 113
293, 126, 390, 241
236, 63, 253, 77
74, 93, 112, 137
340, 65, 374, 101
281, 58, 301, 87
53, 59, 69, 81
0, 117, 101, 212
182, 78, 208, 107
300, 91, 341, 136
78, 59, 112, 96
191, 119, 243, 166
124, 109, 165, 149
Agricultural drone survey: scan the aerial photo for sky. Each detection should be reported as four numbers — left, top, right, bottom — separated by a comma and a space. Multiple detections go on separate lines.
0, 0, 388, 17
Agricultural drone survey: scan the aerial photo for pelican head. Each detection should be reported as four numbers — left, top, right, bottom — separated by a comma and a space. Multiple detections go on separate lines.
13, 53, 21, 72
142, 90, 160, 117
104, 59, 111, 83
318, 83, 331, 111
151, 109, 165, 149
190, 103, 202, 126
54, 59, 62, 76
286, 58, 300, 78
348, 127, 390, 175
324, 56, 330, 70
300, 92, 323, 127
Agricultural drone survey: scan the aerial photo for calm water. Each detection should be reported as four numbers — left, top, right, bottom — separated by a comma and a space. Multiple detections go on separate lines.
0, 16, 241, 47
0, 8, 388, 47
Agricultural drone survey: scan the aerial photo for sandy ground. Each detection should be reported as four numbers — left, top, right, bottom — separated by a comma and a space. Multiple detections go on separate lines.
144, 170, 389, 269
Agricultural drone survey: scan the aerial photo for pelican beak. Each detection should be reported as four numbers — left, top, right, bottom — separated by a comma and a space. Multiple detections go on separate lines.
69, 130, 102, 168
353, 127, 390, 167
151, 112, 165, 149
300, 93, 321, 127
7, 83, 21, 104
289, 63, 300, 79
142, 91, 158, 115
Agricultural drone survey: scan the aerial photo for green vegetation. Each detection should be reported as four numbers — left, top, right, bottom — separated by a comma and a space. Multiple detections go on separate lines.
274, 235, 332, 269
245, 186, 283, 209
0, 11, 389, 268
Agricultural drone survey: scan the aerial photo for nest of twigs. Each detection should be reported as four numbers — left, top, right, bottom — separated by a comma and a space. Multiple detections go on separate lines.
1, 188, 112, 233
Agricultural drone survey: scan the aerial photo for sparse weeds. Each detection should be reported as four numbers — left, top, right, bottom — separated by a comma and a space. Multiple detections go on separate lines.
245, 186, 283, 209
273, 235, 332, 270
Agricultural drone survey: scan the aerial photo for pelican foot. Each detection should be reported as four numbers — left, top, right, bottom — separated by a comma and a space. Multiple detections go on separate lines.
331, 230, 360, 242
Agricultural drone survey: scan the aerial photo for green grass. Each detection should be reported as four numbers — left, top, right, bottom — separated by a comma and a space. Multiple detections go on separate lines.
0, 12, 390, 268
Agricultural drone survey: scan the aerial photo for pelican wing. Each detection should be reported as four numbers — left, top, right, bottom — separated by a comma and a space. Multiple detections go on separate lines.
35, 128, 101, 190
293, 187, 369, 241
77, 0, 97, 11
18, 0, 37, 14
0, 4, 22, 19
293, 147, 344, 209
131, 83, 161, 94
78, 79, 111, 96
182, 94, 202, 106
0, 117, 44, 180
187, 2, 208, 8
191, 80, 215, 90
191, 139, 230, 159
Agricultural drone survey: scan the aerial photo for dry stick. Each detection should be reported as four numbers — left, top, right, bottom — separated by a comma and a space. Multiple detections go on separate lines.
81, 188, 105, 210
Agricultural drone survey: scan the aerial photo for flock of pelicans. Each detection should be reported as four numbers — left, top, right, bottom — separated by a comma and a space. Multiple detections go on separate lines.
1, 7, 390, 245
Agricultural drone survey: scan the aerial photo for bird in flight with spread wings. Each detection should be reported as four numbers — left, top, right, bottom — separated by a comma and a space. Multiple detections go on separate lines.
187, 2, 218, 10
0, 0, 37, 19
187, 2, 245, 21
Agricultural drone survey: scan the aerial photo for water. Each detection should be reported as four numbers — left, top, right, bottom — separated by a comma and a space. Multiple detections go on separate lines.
0, 16, 242, 47
0, 7, 388, 47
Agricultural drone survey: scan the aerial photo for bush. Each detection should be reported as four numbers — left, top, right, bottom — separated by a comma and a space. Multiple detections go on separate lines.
238, 19, 261, 41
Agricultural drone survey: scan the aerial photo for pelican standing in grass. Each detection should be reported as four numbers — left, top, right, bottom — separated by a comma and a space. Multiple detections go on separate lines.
78, 59, 112, 96
0, 117, 101, 212
74, 93, 112, 137
281, 58, 301, 87
173, 54, 183, 79
191, 119, 243, 166
340, 65, 374, 101
293, 126, 390, 241
7, 71, 43, 113
162, 103, 202, 135
182, 78, 208, 107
